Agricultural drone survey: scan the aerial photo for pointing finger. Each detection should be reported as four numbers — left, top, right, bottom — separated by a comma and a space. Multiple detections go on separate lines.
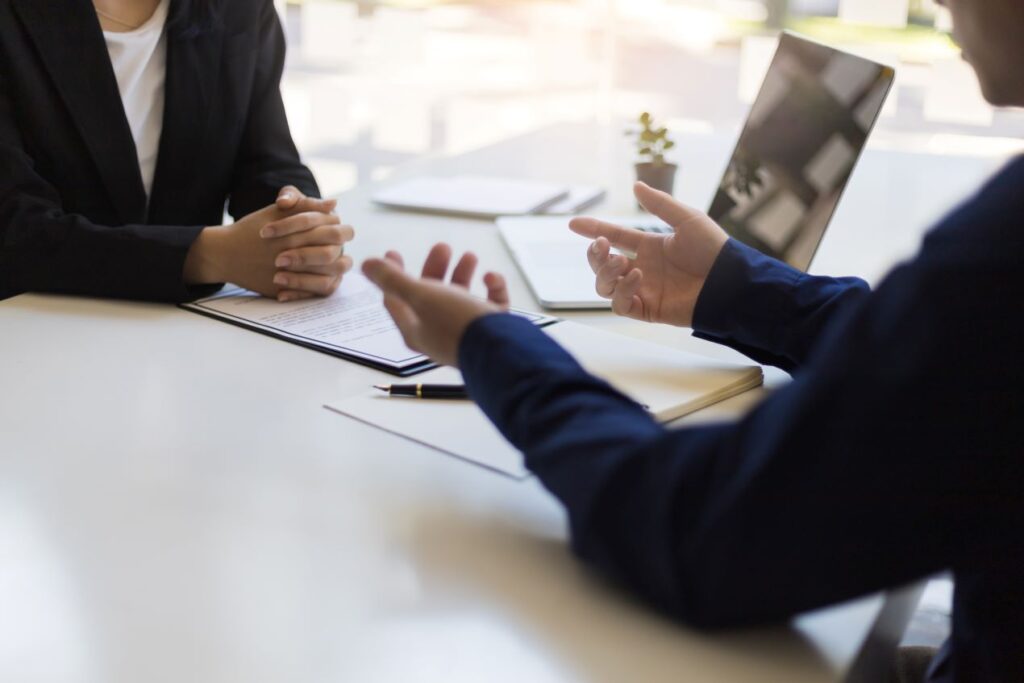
570, 217, 643, 251
634, 182, 704, 231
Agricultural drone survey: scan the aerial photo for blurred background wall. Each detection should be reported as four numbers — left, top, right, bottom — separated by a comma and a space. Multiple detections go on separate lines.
271, 0, 1024, 196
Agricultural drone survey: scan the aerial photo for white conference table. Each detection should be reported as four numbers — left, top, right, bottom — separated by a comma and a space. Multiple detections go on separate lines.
0, 123, 1011, 683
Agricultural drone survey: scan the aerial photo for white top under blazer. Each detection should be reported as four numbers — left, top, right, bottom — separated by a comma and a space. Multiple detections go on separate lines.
101, 0, 170, 199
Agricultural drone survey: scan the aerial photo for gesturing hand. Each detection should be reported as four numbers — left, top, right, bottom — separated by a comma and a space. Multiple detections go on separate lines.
362, 243, 511, 367
570, 181, 729, 328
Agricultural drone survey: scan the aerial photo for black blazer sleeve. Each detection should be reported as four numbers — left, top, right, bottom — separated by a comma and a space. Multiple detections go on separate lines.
0, 67, 207, 303
227, 1, 319, 219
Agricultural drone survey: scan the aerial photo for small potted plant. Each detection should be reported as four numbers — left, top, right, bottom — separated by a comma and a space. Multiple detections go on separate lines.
628, 112, 677, 197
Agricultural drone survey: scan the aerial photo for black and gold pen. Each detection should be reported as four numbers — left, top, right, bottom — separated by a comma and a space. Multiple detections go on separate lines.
374, 384, 469, 400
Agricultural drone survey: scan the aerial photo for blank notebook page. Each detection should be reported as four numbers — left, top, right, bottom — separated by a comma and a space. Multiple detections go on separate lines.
326, 321, 763, 478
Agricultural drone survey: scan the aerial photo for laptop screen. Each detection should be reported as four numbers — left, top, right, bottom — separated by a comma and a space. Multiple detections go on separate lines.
708, 32, 895, 271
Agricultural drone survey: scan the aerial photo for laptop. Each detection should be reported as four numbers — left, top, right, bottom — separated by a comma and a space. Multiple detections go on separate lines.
500, 32, 896, 309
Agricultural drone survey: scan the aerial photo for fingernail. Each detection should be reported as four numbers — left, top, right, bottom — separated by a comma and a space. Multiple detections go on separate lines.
276, 256, 292, 268
260, 227, 275, 239
274, 274, 288, 286
281, 192, 294, 201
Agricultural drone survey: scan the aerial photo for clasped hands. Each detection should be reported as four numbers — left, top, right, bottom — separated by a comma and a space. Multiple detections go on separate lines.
185, 185, 355, 302
363, 182, 730, 367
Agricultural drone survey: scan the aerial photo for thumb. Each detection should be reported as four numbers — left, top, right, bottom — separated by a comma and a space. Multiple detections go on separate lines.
277, 185, 302, 210
634, 181, 704, 231
362, 258, 421, 302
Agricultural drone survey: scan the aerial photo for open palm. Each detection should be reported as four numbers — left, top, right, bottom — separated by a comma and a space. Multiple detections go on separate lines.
570, 182, 729, 328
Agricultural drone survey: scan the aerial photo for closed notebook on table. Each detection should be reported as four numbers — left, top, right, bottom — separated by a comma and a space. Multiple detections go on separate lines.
326, 321, 764, 478
372, 175, 570, 219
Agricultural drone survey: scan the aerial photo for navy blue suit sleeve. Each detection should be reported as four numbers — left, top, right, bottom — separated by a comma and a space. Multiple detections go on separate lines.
459, 251, 1022, 628
692, 239, 871, 373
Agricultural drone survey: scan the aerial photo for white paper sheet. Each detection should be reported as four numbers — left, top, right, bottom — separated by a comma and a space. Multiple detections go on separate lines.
326, 321, 763, 477
327, 367, 530, 479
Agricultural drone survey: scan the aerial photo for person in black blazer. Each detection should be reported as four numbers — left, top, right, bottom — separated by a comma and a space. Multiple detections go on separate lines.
0, 0, 354, 303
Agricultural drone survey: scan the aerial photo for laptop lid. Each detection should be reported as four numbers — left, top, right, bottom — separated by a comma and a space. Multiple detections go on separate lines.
500, 33, 896, 309
709, 32, 895, 271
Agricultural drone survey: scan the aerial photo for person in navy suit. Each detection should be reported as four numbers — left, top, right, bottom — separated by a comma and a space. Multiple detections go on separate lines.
361, 1, 1023, 681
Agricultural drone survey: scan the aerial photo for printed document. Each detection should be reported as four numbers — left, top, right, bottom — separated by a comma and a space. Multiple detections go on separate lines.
182, 273, 556, 375
183, 273, 430, 373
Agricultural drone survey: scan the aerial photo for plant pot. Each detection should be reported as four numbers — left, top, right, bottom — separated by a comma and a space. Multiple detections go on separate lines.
635, 162, 678, 206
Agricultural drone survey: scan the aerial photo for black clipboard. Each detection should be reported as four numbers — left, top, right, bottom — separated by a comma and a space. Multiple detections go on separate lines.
180, 287, 559, 377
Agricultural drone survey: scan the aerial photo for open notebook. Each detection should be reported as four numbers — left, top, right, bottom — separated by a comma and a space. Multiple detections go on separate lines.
326, 321, 763, 478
